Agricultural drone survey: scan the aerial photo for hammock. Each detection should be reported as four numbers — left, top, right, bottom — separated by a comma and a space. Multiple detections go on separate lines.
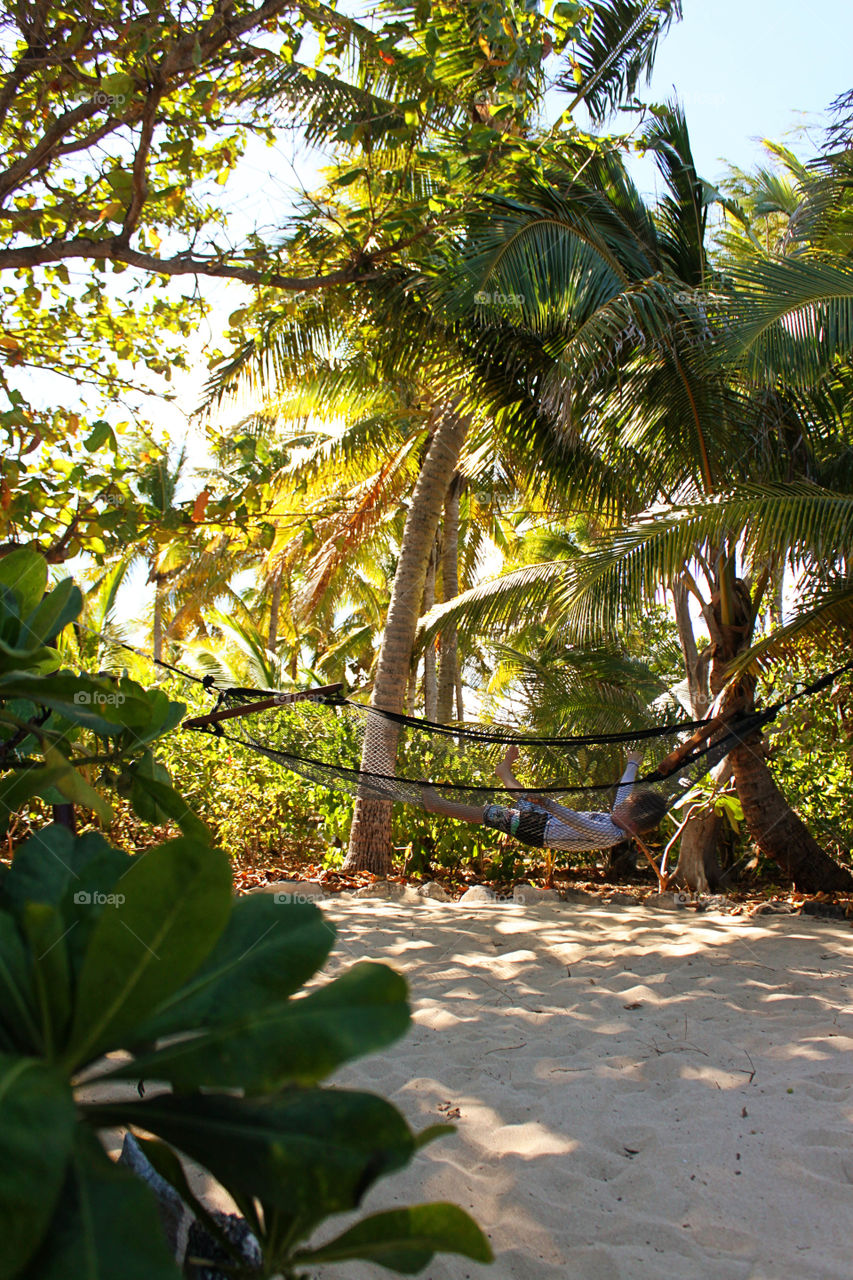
178, 656, 853, 820
180, 681, 775, 818
9, 626, 840, 828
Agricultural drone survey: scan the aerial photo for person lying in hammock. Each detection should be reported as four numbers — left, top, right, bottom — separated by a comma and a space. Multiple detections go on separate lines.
422, 744, 667, 851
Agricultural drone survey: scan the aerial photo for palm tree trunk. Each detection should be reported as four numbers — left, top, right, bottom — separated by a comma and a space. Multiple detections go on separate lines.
671, 581, 711, 715
670, 579, 722, 888
268, 572, 282, 654
423, 544, 438, 720
704, 577, 852, 893
730, 732, 853, 891
437, 473, 461, 723
152, 576, 164, 665
345, 405, 470, 873
405, 663, 417, 716
674, 808, 723, 893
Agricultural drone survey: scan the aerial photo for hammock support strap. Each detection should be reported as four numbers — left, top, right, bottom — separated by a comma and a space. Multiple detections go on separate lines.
181, 683, 344, 730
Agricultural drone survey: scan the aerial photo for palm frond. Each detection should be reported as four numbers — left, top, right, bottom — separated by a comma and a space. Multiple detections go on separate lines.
723, 256, 853, 387
561, 0, 683, 124
729, 577, 853, 673
417, 560, 570, 648
561, 483, 853, 640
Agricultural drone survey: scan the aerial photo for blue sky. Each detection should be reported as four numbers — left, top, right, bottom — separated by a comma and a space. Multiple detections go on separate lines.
631, 0, 852, 188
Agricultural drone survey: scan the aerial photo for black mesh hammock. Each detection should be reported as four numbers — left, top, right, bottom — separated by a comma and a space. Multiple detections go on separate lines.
4, 629, 849, 851
178, 664, 849, 828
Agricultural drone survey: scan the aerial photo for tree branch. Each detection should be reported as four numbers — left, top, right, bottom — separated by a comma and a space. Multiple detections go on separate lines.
0, 0, 294, 209
115, 85, 164, 248
0, 98, 104, 204
0, 0, 53, 128
0, 234, 377, 290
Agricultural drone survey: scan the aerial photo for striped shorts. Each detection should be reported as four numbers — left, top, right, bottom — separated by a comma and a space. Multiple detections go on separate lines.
482, 801, 549, 848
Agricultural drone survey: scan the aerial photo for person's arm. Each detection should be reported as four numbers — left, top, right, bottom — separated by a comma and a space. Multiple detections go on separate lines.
612, 750, 642, 812
421, 786, 485, 824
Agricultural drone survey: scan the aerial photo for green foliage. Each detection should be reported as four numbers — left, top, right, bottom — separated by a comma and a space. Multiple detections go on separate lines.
766, 657, 853, 859
0, 550, 200, 838
0, 823, 492, 1278
143, 685, 512, 873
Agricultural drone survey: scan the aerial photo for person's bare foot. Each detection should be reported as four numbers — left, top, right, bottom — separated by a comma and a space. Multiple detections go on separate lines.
495, 744, 520, 784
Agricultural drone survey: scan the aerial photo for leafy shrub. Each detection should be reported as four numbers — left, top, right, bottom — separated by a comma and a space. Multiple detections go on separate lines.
0, 548, 204, 841
765, 656, 853, 861
0, 822, 492, 1278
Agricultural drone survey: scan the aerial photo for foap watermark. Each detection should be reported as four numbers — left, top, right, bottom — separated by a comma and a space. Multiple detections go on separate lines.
273, 891, 321, 905
68, 86, 127, 109
91, 89, 126, 108
474, 289, 525, 308
102, 491, 139, 509
73, 890, 125, 906
74, 690, 126, 707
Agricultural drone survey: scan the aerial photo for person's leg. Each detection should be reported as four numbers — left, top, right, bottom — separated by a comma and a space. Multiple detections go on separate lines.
495, 744, 523, 790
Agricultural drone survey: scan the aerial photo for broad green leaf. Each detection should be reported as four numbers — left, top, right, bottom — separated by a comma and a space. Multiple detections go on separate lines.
0, 674, 131, 735
0, 1054, 76, 1279
0, 765, 69, 833
84, 1088, 418, 1239
0, 674, 185, 740
0, 550, 47, 620
108, 961, 410, 1093
134, 896, 336, 1039
22, 1126, 181, 1280
0, 913, 42, 1053
45, 747, 111, 823
21, 903, 72, 1058
293, 1203, 493, 1272
129, 771, 207, 839
4, 826, 130, 914
64, 838, 231, 1069
20, 578, 82, 648
83, 421, 113, 452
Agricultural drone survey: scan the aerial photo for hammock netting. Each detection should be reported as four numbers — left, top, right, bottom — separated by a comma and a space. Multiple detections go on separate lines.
185, 688, 774, 823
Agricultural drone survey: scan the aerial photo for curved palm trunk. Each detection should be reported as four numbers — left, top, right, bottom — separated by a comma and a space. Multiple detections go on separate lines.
675, 572, 852, 893
731, 734, 853, 892
345, 406, 470, 874
437, 473, 461, 723
422, 544, 438, 721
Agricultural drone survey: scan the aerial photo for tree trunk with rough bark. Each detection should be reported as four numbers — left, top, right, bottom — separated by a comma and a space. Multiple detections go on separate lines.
687, 574, 853, 893
674, 811, 723, 893
730, 732, 853, 891
422, 544, 438, 721
345, 406, 470, 873
268, 572, 282, 655
437, 474, 461, 723
671, 579, 720, 888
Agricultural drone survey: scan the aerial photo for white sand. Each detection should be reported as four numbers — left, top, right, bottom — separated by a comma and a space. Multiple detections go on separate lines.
306, 897, 853, 1280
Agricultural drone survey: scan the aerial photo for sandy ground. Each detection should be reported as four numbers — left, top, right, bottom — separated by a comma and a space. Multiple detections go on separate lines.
302, 896, 853, 1280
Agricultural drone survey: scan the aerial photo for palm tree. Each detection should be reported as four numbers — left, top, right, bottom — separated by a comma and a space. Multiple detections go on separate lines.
204, 1, 685, 872
413, 107, 853, 891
